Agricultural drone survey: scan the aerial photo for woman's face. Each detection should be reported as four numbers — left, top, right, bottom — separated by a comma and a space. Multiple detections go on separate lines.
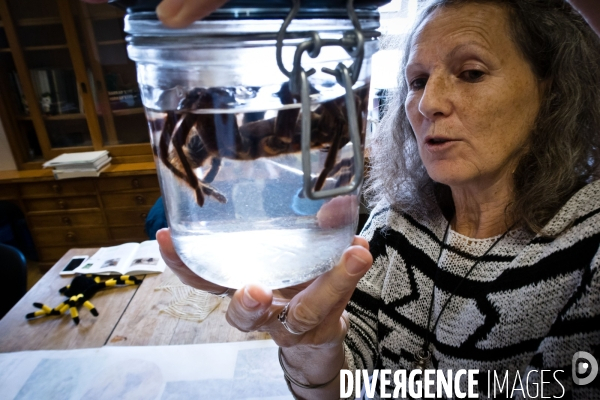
405, 3, 543, 190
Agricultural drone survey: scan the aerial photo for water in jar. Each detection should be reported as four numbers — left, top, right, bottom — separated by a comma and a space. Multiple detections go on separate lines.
146, 84, 369, 289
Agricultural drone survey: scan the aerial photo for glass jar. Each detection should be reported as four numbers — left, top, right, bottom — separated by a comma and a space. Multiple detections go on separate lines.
116, 0, 386, 288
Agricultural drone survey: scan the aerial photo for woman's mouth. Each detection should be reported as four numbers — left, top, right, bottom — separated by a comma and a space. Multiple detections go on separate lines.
424, 136, 457, 151
428, 138, 449, 144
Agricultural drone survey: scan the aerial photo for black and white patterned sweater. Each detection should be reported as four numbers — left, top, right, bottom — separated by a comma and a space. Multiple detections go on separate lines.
344, 181, 600, 399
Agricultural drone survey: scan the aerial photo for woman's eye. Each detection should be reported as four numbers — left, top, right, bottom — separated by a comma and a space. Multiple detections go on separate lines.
459, 69, 485, 82
409, 77, 427, 91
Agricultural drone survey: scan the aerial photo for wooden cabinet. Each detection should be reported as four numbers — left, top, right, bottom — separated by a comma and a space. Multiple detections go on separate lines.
0, 0, 152, 170
0, 163, 159, 266
0, 0, 159, 267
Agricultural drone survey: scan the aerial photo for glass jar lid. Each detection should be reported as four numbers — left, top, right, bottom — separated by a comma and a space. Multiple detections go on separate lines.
109, 0, 390, 20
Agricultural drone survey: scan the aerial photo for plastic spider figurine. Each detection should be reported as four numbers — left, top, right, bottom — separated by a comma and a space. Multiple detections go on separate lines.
150, 83, 369, 207
25, 274, 142, 325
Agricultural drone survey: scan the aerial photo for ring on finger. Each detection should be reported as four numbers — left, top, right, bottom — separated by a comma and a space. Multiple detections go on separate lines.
278, 302, 302, 335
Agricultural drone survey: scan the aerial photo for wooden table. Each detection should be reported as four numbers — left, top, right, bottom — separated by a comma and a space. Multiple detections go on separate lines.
0, 248, 269, 352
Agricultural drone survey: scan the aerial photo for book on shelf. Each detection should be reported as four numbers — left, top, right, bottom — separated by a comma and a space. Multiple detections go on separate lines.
8, 71, 29, 115
48, 154, 111, 170
43, 150, 109, 169
43, 150, 111, 180
104, 71, 142, 110
72, 240, 166, 276
107, 88, 142, 110
29, 68, 80, 116
52, 162, 111, 180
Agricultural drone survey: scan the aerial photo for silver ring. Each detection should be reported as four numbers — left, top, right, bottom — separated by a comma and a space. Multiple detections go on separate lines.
278, 302, 302, 335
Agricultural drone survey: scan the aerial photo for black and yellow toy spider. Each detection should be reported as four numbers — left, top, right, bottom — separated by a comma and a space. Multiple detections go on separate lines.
25, 274, 142, 325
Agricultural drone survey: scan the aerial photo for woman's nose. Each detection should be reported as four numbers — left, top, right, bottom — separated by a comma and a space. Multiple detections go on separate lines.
418, 74, 451, 120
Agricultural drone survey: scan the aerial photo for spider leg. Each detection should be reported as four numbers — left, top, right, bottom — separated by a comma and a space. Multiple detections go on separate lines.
56, 302, 69, 315
332, 157, 355, 188
202, 157, 221, 183
312, 86, 368, 192
314, 130, 344, 191
158, 112, 227, 207
25, 302, 55, 319
58, 283, 70, 295
192, 88, 238, 204
328, 156, 353, 176
82, 298, 98, 317
68, 294, 82, 325
172, 113, 207, 207
118, 275, 143, 285
274, 82, 300, 143
158, 111, 187, 180
170, 87, 240, 207
183, 124, 227, 203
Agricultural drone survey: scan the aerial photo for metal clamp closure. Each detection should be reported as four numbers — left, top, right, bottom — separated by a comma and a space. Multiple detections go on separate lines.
277, 0, 366, 199
300, 65, 364, 200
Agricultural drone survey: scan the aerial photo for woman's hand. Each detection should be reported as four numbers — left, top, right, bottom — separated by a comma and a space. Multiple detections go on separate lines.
223, 233, 371, 342
157, 228, 371, 346
156, 228, 231, 294
157, 226, 372, 395
81, 0, 229, 28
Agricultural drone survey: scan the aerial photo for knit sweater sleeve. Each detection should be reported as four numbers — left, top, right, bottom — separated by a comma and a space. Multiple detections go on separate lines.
344, 204, 391, 375
524, 243, 600, 397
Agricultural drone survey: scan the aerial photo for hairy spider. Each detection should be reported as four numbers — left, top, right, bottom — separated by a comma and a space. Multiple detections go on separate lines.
150, 83, 369, 207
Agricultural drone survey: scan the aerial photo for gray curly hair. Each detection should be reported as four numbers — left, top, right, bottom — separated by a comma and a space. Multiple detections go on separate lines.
363, 0, 600, 234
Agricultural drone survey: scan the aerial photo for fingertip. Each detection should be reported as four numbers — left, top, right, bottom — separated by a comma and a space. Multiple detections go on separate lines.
342, 245, 373, 276
156, 228, 186, 267
245, 284, 273, 305
236, 284, 272, 311
157, 0, 230, 28
156, 0, 184, 24
156, 228, 172, 248
352, 235, 369, 250
156, 227, 170, 240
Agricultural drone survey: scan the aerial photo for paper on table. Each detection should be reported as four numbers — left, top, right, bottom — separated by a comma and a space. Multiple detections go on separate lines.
74, 240, 166, 275
0, 340, 293, 400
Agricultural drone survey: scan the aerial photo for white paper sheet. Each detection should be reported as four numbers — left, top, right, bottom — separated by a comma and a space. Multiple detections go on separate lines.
0, 340, 294, 400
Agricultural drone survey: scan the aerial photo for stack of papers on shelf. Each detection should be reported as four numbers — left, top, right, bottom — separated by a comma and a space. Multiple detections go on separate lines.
43, 150, 111, 180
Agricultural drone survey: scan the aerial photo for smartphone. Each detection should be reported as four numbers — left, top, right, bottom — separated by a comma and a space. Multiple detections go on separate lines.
59, 256, 89, 276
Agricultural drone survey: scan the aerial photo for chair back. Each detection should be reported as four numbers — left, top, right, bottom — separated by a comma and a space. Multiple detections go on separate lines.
0, 243, 27, 319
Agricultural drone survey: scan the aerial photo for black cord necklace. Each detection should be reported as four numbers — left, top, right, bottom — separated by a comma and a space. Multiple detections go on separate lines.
413, 220, 513, 371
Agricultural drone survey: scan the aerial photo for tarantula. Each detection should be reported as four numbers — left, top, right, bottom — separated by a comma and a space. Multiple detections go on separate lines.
150, 83, 369, 207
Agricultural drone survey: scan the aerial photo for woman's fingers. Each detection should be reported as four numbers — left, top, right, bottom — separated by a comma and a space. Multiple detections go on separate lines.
80, 0, 228, 27
225, 242, 372, 344
156, 228, 229, 294
226, 284, 274, 332
285, 244, 372, 335
157, 0, 230, 28
352, 234, 369, 250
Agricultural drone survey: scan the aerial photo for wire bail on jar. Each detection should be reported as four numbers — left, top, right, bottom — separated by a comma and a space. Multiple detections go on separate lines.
276, 0, 366, 200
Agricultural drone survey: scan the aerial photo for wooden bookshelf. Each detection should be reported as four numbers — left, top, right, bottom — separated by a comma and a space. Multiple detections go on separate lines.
0, 0, 152, 167
112, 107, 144, 117
0, 0, 157, 264
16, 17, 62, 27
23, 44, 68, 51
97, 39, 126, 46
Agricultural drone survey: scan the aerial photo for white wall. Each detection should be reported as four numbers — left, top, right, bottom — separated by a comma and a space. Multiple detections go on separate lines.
0, 117, 17, 171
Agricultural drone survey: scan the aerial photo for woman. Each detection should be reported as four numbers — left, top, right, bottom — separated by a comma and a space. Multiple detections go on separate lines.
87, 0, 600, 397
